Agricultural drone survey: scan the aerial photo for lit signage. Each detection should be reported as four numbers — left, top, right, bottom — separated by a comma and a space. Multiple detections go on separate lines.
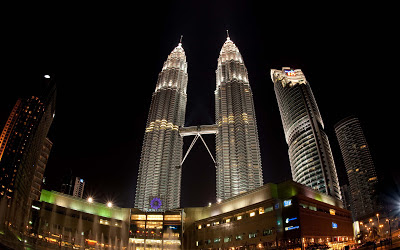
332, 222, 338, 229
285, 69, 296, 76
168, 225, 178, 230
285, 226, 300, 231
285, 217, 298, 223
283, 200, 292, 207
150, 197, 162, 210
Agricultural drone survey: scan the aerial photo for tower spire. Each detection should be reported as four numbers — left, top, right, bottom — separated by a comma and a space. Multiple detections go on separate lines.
226, 30, 230, 39
179, 35, 183, 44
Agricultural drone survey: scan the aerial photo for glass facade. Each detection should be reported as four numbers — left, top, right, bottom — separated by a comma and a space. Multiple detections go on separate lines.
271, 67, 341, 200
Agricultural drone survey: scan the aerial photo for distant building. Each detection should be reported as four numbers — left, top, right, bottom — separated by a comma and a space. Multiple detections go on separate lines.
271, 67, 341, 200
0, 75, 56, 231
335, 116, 379, 220
73, 177, 85, 199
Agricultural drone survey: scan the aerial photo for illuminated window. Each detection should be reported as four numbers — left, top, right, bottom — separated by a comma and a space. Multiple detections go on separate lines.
249, 233, 257, 238
147, 214, 163, 221
236, 215, 242, 220
250, 212, 255, 217
206, 223, 210, 227
236, 235, 243, 240
99, 219, 109, 225
198, 225, 202, 229
131, 214, 146, 220
225, 218, 231, 223
259, 207, 264, 214
224, 237, 231, 243
146, 221, 163, 229
329, 209, 336, 215
164, 215, 181, 221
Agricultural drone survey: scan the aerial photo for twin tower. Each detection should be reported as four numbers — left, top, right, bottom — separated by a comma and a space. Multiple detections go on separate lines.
134, 35, 263, 211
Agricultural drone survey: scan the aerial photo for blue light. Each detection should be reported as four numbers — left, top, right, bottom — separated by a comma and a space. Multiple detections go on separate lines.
332, 222, 338, 228
80, 179, 84, 183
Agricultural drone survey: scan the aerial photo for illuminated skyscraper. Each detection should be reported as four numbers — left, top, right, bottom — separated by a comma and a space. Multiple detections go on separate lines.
335, 116, 379, 220
135, 42, 187, 211
271, 67, 341, 200
0, 75, 56, 229
215, 36, 263, 200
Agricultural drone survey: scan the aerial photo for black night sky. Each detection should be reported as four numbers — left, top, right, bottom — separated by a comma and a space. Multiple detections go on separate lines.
0, 2, 396, 209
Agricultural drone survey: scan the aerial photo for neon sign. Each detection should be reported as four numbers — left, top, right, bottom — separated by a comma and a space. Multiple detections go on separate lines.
285, 226, 300, 231
285, 70, 296, 76
285, 217, 298, 223
283, 200, 292, 207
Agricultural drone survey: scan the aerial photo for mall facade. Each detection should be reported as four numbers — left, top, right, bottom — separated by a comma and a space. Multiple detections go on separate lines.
24, 180, 353, 249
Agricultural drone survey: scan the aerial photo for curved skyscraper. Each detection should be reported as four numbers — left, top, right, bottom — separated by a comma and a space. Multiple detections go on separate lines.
215, 36, 263, 200
271, 67, 341, 200
135, 42, 188, 211
335, 116, 379, 220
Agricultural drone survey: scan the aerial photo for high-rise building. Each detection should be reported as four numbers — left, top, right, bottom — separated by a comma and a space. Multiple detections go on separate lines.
0, 74, 56, 229
334, 116, 379, 220
73, 177, 85, 198
215, 35, 263, 200
271, 67, 341, 200
135, 42, 188, 211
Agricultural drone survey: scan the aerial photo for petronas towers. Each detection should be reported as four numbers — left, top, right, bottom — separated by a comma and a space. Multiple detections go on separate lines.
134, 35, 263, 211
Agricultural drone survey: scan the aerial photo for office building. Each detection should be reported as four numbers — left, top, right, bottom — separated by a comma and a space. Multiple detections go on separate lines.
271, 67, 341, 200
135, 41, 188, 211
334, 116, 379, 220
214, 35, 263, 200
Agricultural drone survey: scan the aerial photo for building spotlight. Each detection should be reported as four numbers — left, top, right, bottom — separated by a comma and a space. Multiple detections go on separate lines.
107, 202, 113, 208
87, 197, 93, 203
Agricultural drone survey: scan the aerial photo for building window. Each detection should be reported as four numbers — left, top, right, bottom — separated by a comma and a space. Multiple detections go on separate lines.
224, 237, 232, 243
235, 235, 243, 240
249, 232, 257, 238
131, 214, 146, 220
250, 211, 256, 217
214, 238, 221, 243
263, 229, 273, 236
236, 215, 242, 220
